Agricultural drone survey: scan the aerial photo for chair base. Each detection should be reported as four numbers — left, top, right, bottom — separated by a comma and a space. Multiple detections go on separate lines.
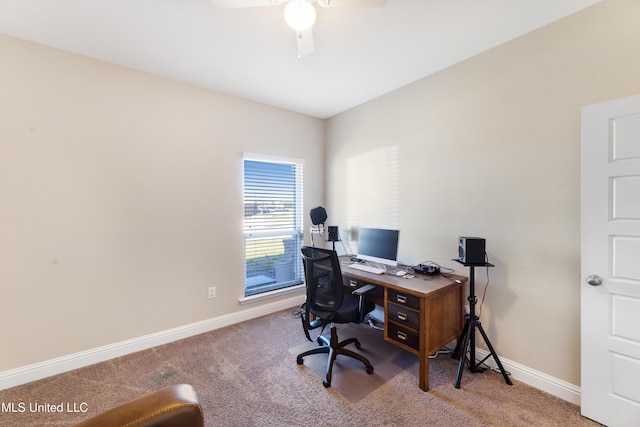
296, 325, 374, 387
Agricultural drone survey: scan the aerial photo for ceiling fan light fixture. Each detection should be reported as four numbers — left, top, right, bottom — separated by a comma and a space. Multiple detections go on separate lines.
284, 0, 316, 32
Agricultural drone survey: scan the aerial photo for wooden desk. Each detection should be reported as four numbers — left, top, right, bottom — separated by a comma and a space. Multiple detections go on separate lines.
341, 258, 466, 392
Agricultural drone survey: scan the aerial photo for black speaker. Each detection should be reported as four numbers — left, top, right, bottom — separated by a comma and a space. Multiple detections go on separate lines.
327, 226, 339, 242
458, 237, 486, 264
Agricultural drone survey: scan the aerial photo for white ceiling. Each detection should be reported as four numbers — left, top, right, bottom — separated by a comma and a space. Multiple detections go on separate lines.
0, 0, 601, 118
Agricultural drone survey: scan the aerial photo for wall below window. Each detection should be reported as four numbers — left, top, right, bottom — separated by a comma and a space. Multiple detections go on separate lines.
325, 0, 640, 387
0, 34, 324, 373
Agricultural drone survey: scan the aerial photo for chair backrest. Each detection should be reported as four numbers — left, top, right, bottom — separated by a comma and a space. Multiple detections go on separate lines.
300, 246, 345, 317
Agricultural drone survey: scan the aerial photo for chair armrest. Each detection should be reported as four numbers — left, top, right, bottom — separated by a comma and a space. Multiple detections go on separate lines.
352, 284, 377, 323
73, 384, 203, 427
352, 284, 376, 296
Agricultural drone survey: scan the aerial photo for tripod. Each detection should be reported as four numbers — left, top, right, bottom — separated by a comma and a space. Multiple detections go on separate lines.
452, 261, 512, 388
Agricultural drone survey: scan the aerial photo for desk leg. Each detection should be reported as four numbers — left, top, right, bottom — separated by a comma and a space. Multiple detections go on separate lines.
419, 349, 429, 391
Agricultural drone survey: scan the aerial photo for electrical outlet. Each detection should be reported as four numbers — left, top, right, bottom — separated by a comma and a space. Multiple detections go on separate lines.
208, 287, 216, 299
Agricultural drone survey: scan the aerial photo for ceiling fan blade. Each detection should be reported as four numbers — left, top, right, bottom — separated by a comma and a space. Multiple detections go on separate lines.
316, 0, 388, 7
296, 28, 314, 59
210, 0, 285, 9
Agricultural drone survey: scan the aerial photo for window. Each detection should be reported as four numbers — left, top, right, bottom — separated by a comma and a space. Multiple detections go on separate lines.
243, 154, 304, 297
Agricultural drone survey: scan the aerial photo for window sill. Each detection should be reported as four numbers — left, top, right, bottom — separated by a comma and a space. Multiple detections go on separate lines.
239, 283, 305, 305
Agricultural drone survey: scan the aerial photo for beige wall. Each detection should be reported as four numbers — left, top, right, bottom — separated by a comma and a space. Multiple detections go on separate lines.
325, 0, 640, 386
0, 35, 324, 371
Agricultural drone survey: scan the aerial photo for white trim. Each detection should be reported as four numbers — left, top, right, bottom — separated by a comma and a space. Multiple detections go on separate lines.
239, 284, 305, 305
472, 347, 581, 405
243, 152, 305, 165
0, 294, 305, 391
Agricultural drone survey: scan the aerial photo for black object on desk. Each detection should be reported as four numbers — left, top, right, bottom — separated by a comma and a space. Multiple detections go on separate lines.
451, 260, 512, 388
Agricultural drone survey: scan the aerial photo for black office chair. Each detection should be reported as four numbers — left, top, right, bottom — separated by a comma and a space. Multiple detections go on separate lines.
296, 246, 376, 387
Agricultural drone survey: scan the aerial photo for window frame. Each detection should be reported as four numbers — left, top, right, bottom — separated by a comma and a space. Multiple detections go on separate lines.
242, 153, 305, 298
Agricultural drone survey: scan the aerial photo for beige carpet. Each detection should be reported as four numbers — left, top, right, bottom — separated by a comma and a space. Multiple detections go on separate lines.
0, 308, 601, 427
289, 322, 416, 402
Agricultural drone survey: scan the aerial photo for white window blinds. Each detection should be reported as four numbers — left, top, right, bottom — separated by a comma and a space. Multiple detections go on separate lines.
243, 156, 304, 296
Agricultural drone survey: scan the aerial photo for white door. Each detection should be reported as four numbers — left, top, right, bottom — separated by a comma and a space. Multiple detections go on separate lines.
581, 93, 640, 426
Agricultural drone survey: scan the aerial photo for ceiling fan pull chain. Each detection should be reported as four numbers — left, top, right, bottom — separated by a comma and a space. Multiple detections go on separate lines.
296, 31, 303, 60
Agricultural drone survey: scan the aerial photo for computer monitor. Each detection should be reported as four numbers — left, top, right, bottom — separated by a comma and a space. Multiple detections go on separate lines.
356, 227, 400, 267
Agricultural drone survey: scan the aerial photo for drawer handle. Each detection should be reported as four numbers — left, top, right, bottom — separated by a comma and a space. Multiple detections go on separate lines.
397, 312, 408, 322
397, 331, 408, 341
396, 294, 407, 304
349, 280, 357, 288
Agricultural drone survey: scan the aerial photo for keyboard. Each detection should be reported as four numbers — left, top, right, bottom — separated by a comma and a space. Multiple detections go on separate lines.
347, 263, 385, 275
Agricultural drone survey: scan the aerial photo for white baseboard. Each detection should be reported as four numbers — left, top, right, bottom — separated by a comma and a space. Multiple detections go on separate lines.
0, 295, 305, 391
472, 347, 581, 405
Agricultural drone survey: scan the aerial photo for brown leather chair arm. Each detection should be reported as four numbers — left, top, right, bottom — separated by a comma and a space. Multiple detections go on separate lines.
73, 384, 204, 427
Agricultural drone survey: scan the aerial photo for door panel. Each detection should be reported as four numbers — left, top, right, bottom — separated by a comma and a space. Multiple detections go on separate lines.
611, 237, 640, 281
612, 177, 640, 218
612, 114, 640, 159
612, 295, 640, 341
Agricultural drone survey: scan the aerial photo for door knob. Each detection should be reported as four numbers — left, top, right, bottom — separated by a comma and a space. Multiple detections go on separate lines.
586, 275, 603, 286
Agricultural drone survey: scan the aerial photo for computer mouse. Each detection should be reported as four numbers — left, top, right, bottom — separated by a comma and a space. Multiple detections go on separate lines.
396, 270, 407, 277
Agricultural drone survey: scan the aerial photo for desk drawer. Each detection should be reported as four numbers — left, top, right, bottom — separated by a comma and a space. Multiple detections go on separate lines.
387, 289, 420, 310
387, 304, 420, 330
388, 323, 420, 351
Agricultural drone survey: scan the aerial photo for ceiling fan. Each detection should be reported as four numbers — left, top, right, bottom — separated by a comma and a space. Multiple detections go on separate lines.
210, 0, 389, 59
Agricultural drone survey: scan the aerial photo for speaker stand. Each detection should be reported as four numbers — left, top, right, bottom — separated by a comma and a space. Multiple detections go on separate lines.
327, 239, 339, 251
451, 261, 512, 388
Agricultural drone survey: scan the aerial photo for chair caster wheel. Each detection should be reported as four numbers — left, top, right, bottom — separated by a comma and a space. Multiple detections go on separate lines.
366, 366, 374, 374
323, 379, 331, 388
296, 356, 304, 365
